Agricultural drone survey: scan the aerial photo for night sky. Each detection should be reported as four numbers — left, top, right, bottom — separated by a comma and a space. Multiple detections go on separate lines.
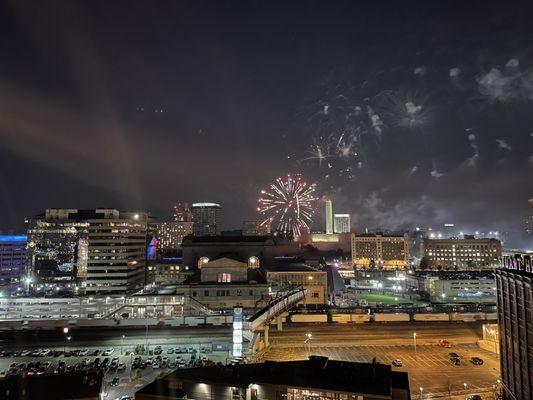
0, 1, 532, 246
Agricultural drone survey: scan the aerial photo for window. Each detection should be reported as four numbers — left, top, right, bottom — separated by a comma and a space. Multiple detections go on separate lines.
192, 291, 197, 297
236, 289, 242, 296
218, 273, 231, 283
312, 292, 319, 298
204, 290, 209, 296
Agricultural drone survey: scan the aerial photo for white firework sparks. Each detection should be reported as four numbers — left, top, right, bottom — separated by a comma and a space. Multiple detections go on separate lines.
257, 174, 318, 236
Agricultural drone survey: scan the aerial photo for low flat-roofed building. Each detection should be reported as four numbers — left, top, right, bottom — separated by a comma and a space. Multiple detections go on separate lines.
424, 271, 496, 303
146, 258, 194, 285
180, 257, 269, 310
135, 357, 411, 400
266, 263, 328, 305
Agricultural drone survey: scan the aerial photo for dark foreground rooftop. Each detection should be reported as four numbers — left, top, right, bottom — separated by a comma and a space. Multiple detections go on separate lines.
137, 357, 410, 399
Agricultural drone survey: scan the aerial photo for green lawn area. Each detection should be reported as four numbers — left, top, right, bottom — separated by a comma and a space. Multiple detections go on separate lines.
357, 292, 420, 305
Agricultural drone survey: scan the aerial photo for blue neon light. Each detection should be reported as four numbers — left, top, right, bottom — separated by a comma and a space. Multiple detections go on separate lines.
0, 235, 28, 243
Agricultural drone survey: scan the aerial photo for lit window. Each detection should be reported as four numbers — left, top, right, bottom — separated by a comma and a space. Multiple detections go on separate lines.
218, 273, 231, 283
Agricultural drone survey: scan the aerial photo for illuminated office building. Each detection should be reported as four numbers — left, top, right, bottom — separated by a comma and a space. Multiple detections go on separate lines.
191, 202, 221, 236
351, 233, 410, 269
325, 199, 333, 234
333, 213, 350, 233
0, 235, 27, 283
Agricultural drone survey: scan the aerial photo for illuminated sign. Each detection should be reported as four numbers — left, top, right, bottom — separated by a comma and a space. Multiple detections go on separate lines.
233, 307, 243, 357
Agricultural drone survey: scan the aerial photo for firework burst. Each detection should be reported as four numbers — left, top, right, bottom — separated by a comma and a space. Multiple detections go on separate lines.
257, 174, 318, 236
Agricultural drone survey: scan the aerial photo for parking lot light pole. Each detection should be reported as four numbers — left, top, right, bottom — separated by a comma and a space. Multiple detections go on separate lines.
463, 382, 467, 392
304, 333, 312, 354
419, 386, 423, 399
121, 335, 125, 355
413, 332, 417, 356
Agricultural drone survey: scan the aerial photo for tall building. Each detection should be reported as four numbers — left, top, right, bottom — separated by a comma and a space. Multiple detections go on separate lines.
151, 221, 193, 251
173, 202, 192, 222
351, 233, 410, 269
333, 213, 350, 233
85, 210, 148, 294
27, 210, 90, 285
525, 198, 533, 236
28, 209, 148, 293
191, 202, 221, 236
421, 235, 501, 269
325, 199, 333, 234
242, 220, 269, 236
0, 235, 27, 283
495, 256, 532, 400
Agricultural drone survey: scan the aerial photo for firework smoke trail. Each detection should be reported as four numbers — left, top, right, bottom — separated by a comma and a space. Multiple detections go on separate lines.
257, 174, 318, 236
375, 89, 430, 130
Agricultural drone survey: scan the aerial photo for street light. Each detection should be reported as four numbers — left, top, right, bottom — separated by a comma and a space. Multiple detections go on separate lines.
121, 335, 125, 355
419, 386, 423, 399
304, 333, 312, 354
463, 382, 468, 391
413, 332, 417, 355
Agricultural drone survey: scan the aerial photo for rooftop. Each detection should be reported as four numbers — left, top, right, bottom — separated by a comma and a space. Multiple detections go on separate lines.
182, 268, 267, 285
137, 357, 409, 398
266, 263, 321, 273
182, 235, 275, 245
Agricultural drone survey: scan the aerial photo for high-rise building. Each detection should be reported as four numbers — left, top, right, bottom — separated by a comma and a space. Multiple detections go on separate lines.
495, 256, 532, 400
27, 210, 90, 285
242, 220, 269, 236
421, 235, 501, 269
152, 221, 193, 250
325, 199, 333, 234
0, 235, 27, 283
351, 233, 410, 269
173, 202, 192, 222
191, 202, 221, 236
85, 210, 148, 294
525, 198, 533, 236
28, 209, 148, 293
333, 213, 350, 233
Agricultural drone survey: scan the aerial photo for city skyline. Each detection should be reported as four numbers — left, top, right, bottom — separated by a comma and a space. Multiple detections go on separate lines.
0, 1, 531, 246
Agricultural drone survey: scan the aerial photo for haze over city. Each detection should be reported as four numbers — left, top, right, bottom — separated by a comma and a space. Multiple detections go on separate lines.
0, 1, 532, 247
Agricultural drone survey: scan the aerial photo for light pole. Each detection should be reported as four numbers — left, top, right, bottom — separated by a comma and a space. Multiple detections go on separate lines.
304, 333, 312, 354
121, 335, 125, 355
419, 386, 423, 399
463, 382, 468, 392
413, 332, 417, 356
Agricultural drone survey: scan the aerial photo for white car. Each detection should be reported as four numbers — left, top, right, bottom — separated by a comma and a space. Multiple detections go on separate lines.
117, 362, 126, 371
152, 362, 160, 369
102, 348, 114, 356
21, 350, 31, 357
78, 349, 89, 356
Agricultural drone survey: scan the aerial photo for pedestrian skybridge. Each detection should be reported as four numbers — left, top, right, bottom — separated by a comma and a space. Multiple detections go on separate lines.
248, 288, 307, 332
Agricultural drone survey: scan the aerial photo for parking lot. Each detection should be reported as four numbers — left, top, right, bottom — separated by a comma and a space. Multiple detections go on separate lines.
0, 343, 231, 400
260, 343, 500, 398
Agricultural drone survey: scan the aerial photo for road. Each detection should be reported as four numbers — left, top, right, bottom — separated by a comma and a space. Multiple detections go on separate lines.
269, 322, 484, 346
259, 322, 501, 398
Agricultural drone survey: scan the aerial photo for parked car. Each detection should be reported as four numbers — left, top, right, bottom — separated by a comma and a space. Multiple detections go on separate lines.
451, 357, 461, 365
466, 396, 482, 400
117, 362, 126, 371
391, 359, 403, 367
110, 377, 120, 387
449, 352, 460, 358
471, 357, 484, 365
102, 348, 114, 356
439, 339, 452, 348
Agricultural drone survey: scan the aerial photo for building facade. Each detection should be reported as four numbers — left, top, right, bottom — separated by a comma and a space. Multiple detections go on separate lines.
191, 202, 221, 236
173, 202, 193, 222
180, 257, 268, 309
28, 209, 148, 294
27, 210, 90, 286
351, 234, 410, 269
242, 220, 269, 236
325, 199, 333, 234
495, 260, 533, 400
85, 211, 148, 294
421, 236, 501, 269
333, 213, 350, 233
266, 264, 328, 305
151, 221, 193, 251
425, 272, 496, 303
0, 235, 27, 283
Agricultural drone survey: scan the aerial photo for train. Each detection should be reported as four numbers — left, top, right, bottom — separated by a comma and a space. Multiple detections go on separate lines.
289, 312, 497, 323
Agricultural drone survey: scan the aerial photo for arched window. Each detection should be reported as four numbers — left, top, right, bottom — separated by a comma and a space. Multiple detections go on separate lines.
248, 256, 260, 269
198, 257, 209, 269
